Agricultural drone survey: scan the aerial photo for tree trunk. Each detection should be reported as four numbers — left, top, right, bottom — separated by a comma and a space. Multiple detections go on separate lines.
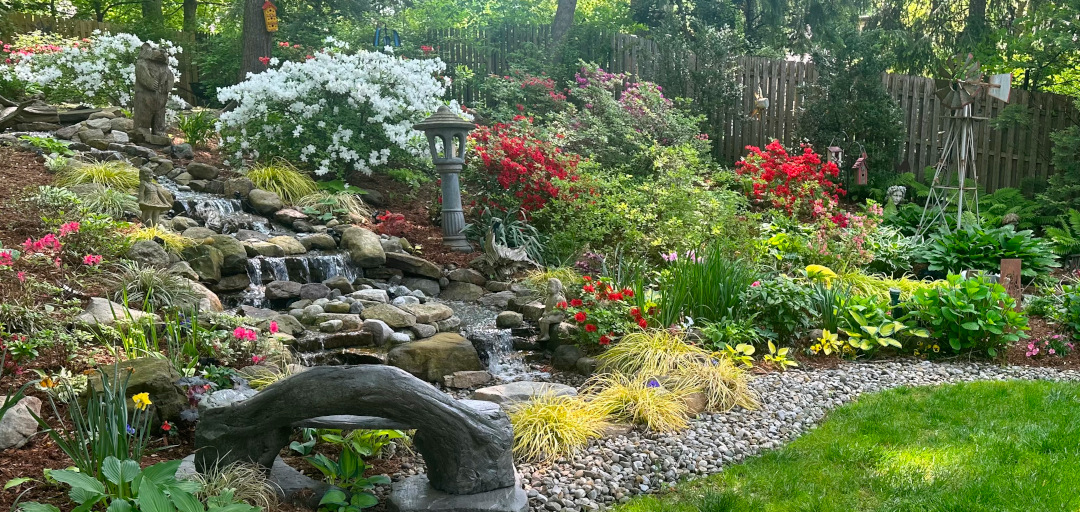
183, 0, 198, 34
550, 0, 578, 47
142, 0, 165, 30
743, 0, 758, 47
238, 0, 273, 82
960, 0, 987, 48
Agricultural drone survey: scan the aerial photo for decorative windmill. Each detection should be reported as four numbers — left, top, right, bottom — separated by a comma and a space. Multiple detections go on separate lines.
917, 54, 1012, 237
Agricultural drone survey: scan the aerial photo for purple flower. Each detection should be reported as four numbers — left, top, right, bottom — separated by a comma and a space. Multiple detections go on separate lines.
126, 424, 135, 435
646, 378, 660, 388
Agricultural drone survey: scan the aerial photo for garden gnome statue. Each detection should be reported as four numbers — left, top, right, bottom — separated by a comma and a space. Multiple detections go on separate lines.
138, 167, 174, 226
133, 43, 174, 145
538, 278, 567, 342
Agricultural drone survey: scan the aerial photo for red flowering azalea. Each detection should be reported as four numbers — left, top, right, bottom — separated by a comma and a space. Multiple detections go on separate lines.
583, 284, 595, 293
736, 140, 848, 225
161, 421, 172, 431
622, 288, 634, 298
556, 301, 568, 309
637, 317, 648, 329
607, 292, 623, 301
582, 276, 592, 282
570, 298, 583, 307
585, 324, 598, 333
630, 307, 641, 318
599, 335, 611, 345
574, 312, 587, 323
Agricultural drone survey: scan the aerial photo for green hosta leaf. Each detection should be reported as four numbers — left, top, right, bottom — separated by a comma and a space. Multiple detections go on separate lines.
367, 475, 391, 485
140, 460, 183, 488
106, 499, 134, 512
960, 321, 981, 330
320, 490, 348, 507
170, 489, 205, 512
137, 477, 174, 512
909, 328, 930, 338
50, 470, 106, 505
18, 504, 61, 512
5, 477, 33, 489
350, 492, 379, 508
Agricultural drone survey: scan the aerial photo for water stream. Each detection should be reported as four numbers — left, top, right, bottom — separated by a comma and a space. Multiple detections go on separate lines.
448, 301, 548, 382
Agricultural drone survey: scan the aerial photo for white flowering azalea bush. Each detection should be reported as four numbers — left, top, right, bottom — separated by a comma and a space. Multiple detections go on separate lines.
216, 47, 461, 177
4, 31, 182, 107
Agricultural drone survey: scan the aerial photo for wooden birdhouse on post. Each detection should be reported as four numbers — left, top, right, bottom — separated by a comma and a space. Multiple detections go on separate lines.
262, 0, 279, 32
827, 146, 843, 166
853, 152, 869, 185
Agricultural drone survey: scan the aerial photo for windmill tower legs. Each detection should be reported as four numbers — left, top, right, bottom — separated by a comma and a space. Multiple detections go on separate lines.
917, 104, 980, 237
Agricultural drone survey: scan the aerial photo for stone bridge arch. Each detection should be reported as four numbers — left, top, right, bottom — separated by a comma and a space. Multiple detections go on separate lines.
194, 365, 516, 495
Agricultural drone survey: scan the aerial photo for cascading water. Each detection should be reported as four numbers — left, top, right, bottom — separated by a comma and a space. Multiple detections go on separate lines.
448, 301, 548, 382
160, 178, 271, 233
236, 252, 361, 307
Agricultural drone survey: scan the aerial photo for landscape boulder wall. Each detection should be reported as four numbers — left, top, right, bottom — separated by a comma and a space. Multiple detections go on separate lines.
194, 365, 519, 497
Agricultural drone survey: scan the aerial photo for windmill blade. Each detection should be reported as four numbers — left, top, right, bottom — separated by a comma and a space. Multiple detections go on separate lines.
988, 73, 1012, 103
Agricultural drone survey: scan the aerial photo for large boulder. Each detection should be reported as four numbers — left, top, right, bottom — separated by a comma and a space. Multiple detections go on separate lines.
186, 162, 220, 180
385, 252, 442, 279
181, 245, 224, 283
248, 189, 284, 215
471, 381, 577, 406
0, 396, 41, 449
224, 177, 255, 198
440, 281, 486, 302
247, 241, 285, 258
401, 277, 440, 297
361, 304, 417, 329
186, 279, 224, 312
300, 283, 331, 300
551, 344, 584, 371
265, 281, 302, 301
182, 226, 217, 240
90, 358, 186, 423
267, 236, 307, 255
397, 303, 454, 324
340, 227, 385, 268
126, 240, 170, 268
214, 274, 251, 293
209, 235, 248, 275
299, 233, 337, 251
387, 333, 483, 382
448, 268, 486, 286
76, 297, 158, 327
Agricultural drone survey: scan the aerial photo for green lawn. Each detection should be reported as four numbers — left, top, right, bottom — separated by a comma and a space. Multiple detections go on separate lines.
616, 380, 1080, 512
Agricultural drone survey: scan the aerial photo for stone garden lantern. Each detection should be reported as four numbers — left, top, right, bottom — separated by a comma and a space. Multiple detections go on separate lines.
414, 106, 475, 252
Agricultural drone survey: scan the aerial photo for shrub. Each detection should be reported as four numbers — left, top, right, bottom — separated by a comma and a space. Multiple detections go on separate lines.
83, 188, 138, 219
462, 207, 549, 265
908, 274, 1028, 357
111, 262, 201, 312
561, 276, 639, 345
735, 140, 847, 224
27, 185, 80, 212
57, 161, 140, 191
177, 110, 217, 148
1051, 284, 1080, 337
507, 394, 609, 462
126, 226, 196, 254
465, 116, 579, 215
558, 62, 709, 176
740, 274, 815, 342
244, 162, 318, 204
586, 373, 692, 433
217, 49, 455, 177
919, 224, 1059, 280
479, 69, 569, 123
7, 31, 182, 107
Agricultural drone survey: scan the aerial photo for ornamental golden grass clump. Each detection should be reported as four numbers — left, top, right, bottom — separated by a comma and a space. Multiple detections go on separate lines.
58, 160, 140, 190
585, 373, 692, 433
244, 160, 318, 204
523, 267, 582, 294
836, 270, 944, 302
597, 330, 758, 412
295, 189, 371, 217
126, 225, 197, 254
508, 394, 610, 462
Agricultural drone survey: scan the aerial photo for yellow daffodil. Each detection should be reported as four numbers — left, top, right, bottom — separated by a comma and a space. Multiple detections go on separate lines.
39, 376, 56, 389
131, 392, 152, 411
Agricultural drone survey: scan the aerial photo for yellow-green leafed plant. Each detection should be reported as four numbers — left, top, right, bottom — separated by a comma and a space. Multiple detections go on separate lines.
523, 267, 582, 293
245, 362, 293, 391
763, 341, 799, 370
586, 373, 692, 433
508, 394, 609, 462
245, 161, 318, 204
58, 160, 140, 190
597, 329, 758, 412
127, 225, 197, 254
836, 270, 943, 302
185, 460, 280, 510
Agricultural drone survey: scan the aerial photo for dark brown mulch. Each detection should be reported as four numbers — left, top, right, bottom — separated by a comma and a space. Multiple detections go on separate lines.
1004, 316, 1080, 368
0, 144, 52, 250
348, 171, 481, 269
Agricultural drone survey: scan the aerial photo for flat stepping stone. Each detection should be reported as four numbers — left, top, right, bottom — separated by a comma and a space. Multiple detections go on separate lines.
471, 381, 577, 406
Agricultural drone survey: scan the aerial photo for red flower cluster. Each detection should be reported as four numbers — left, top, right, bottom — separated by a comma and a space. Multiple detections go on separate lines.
420, 45, 435, 54
468, 117, 579, 214
559, 276, 638, 345
735, 140, 848, 224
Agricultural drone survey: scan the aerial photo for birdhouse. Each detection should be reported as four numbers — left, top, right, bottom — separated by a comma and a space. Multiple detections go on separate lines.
853, 152, 869, 185
262, 1, 278, 32
827, 146, 843, 166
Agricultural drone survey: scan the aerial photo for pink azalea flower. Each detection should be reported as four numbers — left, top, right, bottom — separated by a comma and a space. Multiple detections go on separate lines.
751, 281, 761, 287
269, 321, 279, 334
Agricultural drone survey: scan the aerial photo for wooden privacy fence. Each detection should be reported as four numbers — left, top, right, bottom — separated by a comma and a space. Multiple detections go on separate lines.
3, 13, 199, 105
426, 27, 1078, 192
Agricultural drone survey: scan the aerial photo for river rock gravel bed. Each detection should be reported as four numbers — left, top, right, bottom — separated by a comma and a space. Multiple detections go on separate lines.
512, 360, 1080, 512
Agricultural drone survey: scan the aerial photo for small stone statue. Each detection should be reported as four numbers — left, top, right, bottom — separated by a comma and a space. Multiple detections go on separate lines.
138, 167, 174, 226
133, 43, 174, 144
538, 278, 566, 342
